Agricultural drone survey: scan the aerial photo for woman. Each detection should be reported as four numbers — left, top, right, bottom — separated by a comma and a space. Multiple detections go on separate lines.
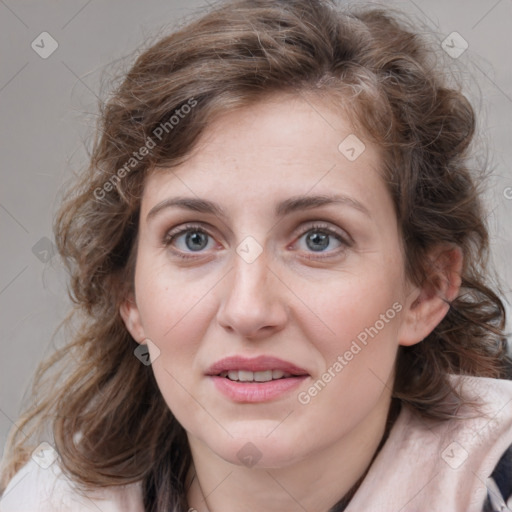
1, 1, 511, 511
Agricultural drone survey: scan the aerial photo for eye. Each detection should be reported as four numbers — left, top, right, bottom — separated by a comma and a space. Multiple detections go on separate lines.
163, 224, 217, 258
293, 223, 350, 258
163, 222, 351, 260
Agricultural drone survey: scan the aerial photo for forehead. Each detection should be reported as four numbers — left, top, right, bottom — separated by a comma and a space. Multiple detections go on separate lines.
142, 93, 389, 216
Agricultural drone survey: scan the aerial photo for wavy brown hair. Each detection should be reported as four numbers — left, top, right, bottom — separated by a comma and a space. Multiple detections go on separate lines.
1, 0, 510, 510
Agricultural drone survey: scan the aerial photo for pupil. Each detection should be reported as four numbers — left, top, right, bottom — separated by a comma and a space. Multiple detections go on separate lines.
307, 232, 329, 251
186, 231, 208, 251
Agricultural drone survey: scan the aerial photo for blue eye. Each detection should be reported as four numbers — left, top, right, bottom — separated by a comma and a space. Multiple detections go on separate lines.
163, 225, 214, 255
180, 230, 210, 251
163, 222, 350, 260
295, 224, 346, 255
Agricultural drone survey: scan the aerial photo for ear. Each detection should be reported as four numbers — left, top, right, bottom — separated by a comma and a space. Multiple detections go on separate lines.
398, 245, 463, 347
119, 292, 146, 343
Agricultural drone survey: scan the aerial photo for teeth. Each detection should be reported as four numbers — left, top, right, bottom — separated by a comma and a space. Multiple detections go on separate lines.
254, 370, 272, 382
219, 370, 294, 382
238, 370, 253, 382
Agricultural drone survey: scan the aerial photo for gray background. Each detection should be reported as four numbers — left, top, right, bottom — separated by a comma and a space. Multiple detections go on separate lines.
1, 0, 511, 459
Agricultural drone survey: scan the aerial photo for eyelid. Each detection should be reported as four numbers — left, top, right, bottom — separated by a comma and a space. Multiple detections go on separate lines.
289, 221, 352, 259
162, 222, 218, 243
292, 220, 352, 245
162, 223, 222, 261
162, 220, 352, 259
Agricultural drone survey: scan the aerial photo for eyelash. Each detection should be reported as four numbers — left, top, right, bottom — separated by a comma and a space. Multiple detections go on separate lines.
295, 223, 351, 260
162, 224, 213, 260
162, 222, 351, 261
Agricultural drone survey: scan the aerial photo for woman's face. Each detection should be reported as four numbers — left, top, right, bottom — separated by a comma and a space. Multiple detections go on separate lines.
121, 94, 420, 468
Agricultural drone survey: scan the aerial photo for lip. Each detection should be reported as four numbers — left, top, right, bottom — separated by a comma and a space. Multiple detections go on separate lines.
205, 355, 309, 376
206, 356, 310, 403
210, 375, 308, 403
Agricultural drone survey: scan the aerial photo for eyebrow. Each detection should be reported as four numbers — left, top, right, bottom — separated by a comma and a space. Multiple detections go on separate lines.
276, 194, 370, 218
146, 194, 371, 221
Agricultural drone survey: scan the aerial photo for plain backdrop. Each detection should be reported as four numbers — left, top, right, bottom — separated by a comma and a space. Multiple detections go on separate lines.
1, 0, 511, 458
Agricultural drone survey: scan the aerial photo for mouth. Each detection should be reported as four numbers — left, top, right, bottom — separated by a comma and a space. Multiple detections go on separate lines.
206, 356, 309, 402
206, 355, 309, 379
218, 369, 301, 382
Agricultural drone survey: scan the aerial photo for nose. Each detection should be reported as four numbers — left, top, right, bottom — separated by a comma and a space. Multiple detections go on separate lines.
216, 248, 288, 340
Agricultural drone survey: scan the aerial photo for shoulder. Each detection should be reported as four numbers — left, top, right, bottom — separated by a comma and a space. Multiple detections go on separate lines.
428, 375, 512, 511
346, 375, 512, 512
471, 374, 512, 511
0, 451, 144, 512
451, 373, 512, 406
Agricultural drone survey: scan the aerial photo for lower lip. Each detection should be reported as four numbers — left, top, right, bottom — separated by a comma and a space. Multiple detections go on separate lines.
210, 375, 308, 403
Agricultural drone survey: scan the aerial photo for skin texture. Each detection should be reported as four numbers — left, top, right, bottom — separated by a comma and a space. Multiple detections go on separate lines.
120, 93, 462, 512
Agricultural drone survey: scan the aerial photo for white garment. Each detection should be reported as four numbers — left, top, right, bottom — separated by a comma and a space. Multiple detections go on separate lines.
1, 375, 512, 512
0, 458, 143, 512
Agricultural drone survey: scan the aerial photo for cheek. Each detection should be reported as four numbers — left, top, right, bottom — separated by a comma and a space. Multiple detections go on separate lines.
134, 253, 217, 345
293, 270, 404, 422
298, 267, 404, 356
294, 278, 401, 434
134, 269, 215, 431
133, 264, 215, 411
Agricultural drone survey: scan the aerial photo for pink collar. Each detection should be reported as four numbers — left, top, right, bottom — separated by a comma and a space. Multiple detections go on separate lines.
346, 376, 512, 511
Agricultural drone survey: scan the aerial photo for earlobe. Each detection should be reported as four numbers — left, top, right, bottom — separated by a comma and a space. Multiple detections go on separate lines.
119, 293, 146, 343
398, 246, 463, 347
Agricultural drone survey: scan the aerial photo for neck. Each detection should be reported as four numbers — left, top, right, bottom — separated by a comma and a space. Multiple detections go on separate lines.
186, 397, 400, 512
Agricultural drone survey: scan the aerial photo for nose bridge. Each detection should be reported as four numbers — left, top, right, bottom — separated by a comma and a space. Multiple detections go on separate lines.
233, 247, 269, 297
217, 244, 287, 337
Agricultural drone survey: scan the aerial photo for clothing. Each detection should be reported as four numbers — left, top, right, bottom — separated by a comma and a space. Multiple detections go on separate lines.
0, 461, 143, 512
1, 375, 511, 512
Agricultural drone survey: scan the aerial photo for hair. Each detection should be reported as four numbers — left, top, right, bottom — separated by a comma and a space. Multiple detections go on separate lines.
1, 0, 510, 510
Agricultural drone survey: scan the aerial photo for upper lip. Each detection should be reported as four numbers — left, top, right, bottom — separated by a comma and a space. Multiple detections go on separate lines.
206, 356, 309, 376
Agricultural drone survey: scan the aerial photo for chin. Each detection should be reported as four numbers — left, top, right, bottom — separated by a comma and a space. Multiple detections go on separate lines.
203, 427, 307, 469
